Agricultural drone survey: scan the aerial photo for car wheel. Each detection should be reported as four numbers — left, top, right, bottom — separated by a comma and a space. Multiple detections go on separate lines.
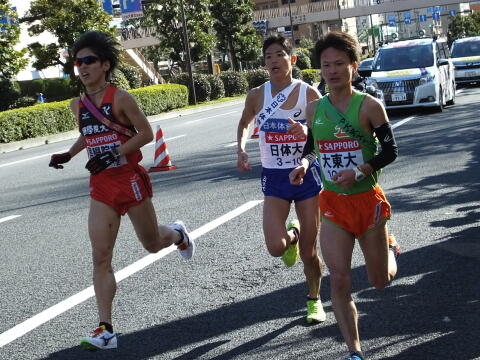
446, 82, 455, 106
434, 87, 444, 112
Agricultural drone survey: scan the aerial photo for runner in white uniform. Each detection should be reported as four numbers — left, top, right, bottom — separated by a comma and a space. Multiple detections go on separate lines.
237, 34, 326, 324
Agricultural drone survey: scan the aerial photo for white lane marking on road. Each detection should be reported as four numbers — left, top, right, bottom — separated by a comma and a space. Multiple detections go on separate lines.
0, 215, 21, 224
0, 136, 186, 167
145, 134, 187, 147
0, 149, 69, 169
225, 139, 254, 148
392, 116, 415, 129
185, 110, 239, 125
0, 200, 263, 348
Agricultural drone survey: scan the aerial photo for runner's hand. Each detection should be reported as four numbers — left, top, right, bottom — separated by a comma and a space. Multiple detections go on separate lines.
289, 165, 306, 185
85, 150, 119, 175
237, 150, 251, 172
286, 117, 307, 138
332, 169, 355, 190
49, 152, 71, 169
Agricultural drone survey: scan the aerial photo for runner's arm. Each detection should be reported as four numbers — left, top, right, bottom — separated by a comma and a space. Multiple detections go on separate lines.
358, 97, 398, 176
114, 89, 154, 157
237, 89, 258, 172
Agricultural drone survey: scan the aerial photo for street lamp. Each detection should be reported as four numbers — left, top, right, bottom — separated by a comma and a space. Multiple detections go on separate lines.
179, 0, 196, 105
287, 0, 295, 46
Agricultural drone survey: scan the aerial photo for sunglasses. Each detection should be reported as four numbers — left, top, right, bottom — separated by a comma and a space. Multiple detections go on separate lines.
74, 55, 100, 67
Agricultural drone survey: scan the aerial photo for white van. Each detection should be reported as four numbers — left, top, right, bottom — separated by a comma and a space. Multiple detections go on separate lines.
370, 38, 455, 111
450, 36, 480, 85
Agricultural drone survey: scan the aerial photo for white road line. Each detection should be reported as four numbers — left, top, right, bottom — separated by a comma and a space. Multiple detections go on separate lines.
0, 215, 21, 224
185, 110, 239, 125
0, 135, 186, 167
225, 139, 254, 148
145, 134, 187, 147
0, 200, 263, 348
392, 116, 415, 129
0, 149, 69, 169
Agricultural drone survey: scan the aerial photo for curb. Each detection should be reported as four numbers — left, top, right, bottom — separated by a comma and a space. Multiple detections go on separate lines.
0, 97, 245, 154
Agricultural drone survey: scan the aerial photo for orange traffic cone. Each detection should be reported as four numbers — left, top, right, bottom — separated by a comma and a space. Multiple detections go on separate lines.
250, 125, 259, 139
149, 125, 177, 172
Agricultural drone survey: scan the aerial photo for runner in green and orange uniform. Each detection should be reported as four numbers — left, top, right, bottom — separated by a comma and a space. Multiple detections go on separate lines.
289, 31, 400, 360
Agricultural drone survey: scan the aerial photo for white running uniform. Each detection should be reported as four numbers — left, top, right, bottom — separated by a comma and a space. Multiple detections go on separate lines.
256, 81, 318, 169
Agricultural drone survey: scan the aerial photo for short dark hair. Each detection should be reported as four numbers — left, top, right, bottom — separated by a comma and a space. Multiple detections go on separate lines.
72, 31, 120, 80
314, 31, 360, 66
263, 34, 293, 57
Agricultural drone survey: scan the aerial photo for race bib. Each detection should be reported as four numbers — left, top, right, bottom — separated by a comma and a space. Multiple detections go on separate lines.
317, 138, 364, 181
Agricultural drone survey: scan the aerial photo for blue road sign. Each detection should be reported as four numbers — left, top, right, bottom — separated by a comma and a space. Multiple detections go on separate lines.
99, 0, 113, 15
404, 11, 411, 24
433, 11, 440, 20
405, 18, 412, 25
388, 14, 396, 27
449, 9, 456, 16
419, 14, 427, 22
120, 0, 143, 20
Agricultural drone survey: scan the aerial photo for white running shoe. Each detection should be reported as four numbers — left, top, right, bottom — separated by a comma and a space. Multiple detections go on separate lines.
170, 220, 195, 260
80, 325, 117, 351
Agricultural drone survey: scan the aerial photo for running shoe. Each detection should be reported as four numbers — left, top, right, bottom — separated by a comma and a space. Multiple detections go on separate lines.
171, 220, 195, 260
388, 234, 401, 261
346, 352, 365, 360
306, 298, 326, 324
80, 325, 117, 351
282, 219, 300, 267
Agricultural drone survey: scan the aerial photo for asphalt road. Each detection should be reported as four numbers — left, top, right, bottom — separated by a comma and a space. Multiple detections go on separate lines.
0, 86, 479, 360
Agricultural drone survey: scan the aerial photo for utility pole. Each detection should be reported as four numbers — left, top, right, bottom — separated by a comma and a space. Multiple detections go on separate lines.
370, 14, 376, 54
287, 0, 295, 46
179, 0, 196, 105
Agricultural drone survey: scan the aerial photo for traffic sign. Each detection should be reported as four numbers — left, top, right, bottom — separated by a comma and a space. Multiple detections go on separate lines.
120, 0, 143, 20
388, 14, 396, 27
419, 14, 427, 22
432, 11, 440, 20
449, 9, 456, 16
99, 0, 113, 15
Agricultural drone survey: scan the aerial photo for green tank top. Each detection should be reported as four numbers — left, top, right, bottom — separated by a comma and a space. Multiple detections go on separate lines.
312, 92, 380, 195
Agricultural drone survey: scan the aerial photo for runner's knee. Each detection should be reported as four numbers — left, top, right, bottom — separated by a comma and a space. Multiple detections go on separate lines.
92, 247, 113, 269
329, 272, 352, 297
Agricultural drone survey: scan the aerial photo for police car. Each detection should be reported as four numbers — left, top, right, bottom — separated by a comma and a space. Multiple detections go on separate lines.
450, 36, 480, 85
370, 38, 455, 111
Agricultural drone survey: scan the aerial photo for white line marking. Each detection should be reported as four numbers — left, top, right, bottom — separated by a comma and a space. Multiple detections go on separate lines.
185, 110, 239, 125
0, 200, 263, 348
0, 135, 186, 167
0, 215, 21, 224
225, 139, 254, 148
145, 134, 187, 147
0, 149, 69, 169
391, 116, 415, 129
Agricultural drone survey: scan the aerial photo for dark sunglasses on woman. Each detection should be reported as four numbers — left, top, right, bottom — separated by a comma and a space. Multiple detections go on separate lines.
74, 55, 100, 67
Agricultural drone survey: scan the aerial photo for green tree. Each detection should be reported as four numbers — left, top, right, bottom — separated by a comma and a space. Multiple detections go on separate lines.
135, 0, 216, 74
447, 12, 480, 45
211, 0, 261, 71
0, 1, 27, 80
22, 0, 112, 81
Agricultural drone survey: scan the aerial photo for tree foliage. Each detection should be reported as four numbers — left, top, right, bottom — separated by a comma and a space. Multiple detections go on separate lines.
22, 0, 113, 80
210, 0, 262, 71
135, 0, 216, 73
447, 12, 480, 45
0, 1, 27, 80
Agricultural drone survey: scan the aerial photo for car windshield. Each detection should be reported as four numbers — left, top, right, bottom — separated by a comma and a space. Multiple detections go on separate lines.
373, 44, 433, 71
451, 40, 480, 58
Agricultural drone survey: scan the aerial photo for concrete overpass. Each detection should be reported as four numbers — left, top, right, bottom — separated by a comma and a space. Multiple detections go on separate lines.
253, 0, 475, 28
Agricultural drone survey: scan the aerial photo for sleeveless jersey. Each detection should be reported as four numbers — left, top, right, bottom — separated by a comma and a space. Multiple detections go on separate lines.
79, 85, 142, 174
256, 81, 310, 169
312, 92, 380, 195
